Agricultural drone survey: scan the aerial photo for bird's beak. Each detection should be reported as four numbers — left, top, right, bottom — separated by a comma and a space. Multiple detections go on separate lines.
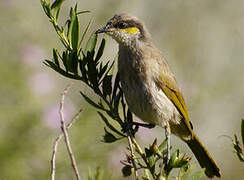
96, 25, 111, 34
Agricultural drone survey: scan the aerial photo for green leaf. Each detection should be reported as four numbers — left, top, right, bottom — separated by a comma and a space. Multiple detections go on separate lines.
127, 109, 133, 122
43, 60, 82, 80
158, 138, 167, 151
62, 51, 68, 71
74, 2, 78, 12
98, 61, 109, 81
233, 135, 244, 162
97, 112, 125, 137
169, 150, 190, 168
50, 0, 64, 20
52, 48, 60, 67
98, 61, 115, 84
79, 19, 92, 49
95, 37, 106, 63
67, 7, 75, 46
79, 60, 88, 83
51, 0, 66, 9
112, 73, 120, 102
41, 0, 52, 18
102, 75, 112, 97
71, 15, 79, 50
151, 138, 160, 155
66, 51, 78, 74
84, 33, 97, 56
103, 128, 118, 143
113, 91, 122, 113
87, 51, 98, 88
80, 91, 103, 110
77, 10, 91, 15
54, 7, 61, 20
148, 156, 155, 171
62, 50, 78, 74
145, 148, 154, 158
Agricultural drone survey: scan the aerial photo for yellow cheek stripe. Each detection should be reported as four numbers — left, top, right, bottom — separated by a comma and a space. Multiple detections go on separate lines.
119, 27, 140, 34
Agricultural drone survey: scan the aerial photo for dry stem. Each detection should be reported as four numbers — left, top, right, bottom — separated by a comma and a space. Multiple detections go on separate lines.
50, 84, 82, 180
127, 135, 139, 179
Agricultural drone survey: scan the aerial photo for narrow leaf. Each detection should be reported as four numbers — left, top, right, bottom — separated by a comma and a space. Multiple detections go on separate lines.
79, 60, 88, 83
43, 60, 82, 80
98, 61, 109, 81
66, 51, 78, 74
77, 10, 91, 15
80, 91, 104, 110
54, 7, 61, 20
158, 138, 168, 151
103, 128, 118, 143
41, 1, 52, 18
71, 15, 79, 50
87, 51, 98, 88
62, 51, 68, 71
67, 7, 75, 46
84, 33, 97, 56
127, 109, 133, 123
113, 90, 122, 113
102, 75, 112, 97
52, 48, 60, 67
79, 19, 92, 49
97, 112, 125, 137
95, 37, 106, 62
51, 0, 65, 9
112, 73, 120, 102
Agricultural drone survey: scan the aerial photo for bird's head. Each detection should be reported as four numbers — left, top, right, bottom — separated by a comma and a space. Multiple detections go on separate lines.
97, 13, 152, 47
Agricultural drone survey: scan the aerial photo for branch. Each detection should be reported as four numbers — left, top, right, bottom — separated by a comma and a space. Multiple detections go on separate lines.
51, 107, 82, 180
131, 137, 157, 179
59, 84, 81, 180
127, 135, 139, 179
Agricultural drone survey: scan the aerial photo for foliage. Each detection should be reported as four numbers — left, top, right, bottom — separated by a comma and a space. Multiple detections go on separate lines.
232, 119, 244, 162
41, 0, 204, 179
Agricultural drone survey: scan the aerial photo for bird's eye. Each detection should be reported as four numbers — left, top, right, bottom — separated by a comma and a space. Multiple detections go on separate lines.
116, 22, 127, 29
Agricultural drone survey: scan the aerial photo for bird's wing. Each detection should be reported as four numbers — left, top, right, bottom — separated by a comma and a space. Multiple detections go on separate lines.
154, 59, 192, 130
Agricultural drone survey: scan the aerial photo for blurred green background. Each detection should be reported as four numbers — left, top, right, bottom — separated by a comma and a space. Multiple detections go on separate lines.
0, 0, 243, 179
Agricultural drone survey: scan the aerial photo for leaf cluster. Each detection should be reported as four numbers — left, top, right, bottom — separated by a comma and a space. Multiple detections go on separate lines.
121, 138, 204, 180
41, 0, 136, 146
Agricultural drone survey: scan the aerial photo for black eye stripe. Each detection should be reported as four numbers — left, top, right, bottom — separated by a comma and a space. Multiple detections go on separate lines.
112, 20, 141, 32
114, 22, 127, 29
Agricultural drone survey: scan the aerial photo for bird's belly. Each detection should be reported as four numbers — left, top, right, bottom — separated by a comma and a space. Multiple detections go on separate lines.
121, 78, 181, 126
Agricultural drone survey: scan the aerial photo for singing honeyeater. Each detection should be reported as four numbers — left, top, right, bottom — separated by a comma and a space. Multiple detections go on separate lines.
97, 13, 221, 178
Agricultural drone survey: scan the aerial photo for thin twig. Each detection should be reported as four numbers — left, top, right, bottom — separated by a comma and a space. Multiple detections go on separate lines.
59, 84, 81, 180
131, 137, 157, 179
127, 135, 139, 180
51, 108, 82, 180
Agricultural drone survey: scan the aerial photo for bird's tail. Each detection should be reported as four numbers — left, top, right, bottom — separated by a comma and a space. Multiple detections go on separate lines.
185, 133, 221, 178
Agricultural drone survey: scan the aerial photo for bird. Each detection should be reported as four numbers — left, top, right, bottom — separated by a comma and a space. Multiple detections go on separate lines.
97, 13, 221, 178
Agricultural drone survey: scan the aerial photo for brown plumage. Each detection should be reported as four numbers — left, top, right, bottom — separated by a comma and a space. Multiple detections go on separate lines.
97, 13, 221, 178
